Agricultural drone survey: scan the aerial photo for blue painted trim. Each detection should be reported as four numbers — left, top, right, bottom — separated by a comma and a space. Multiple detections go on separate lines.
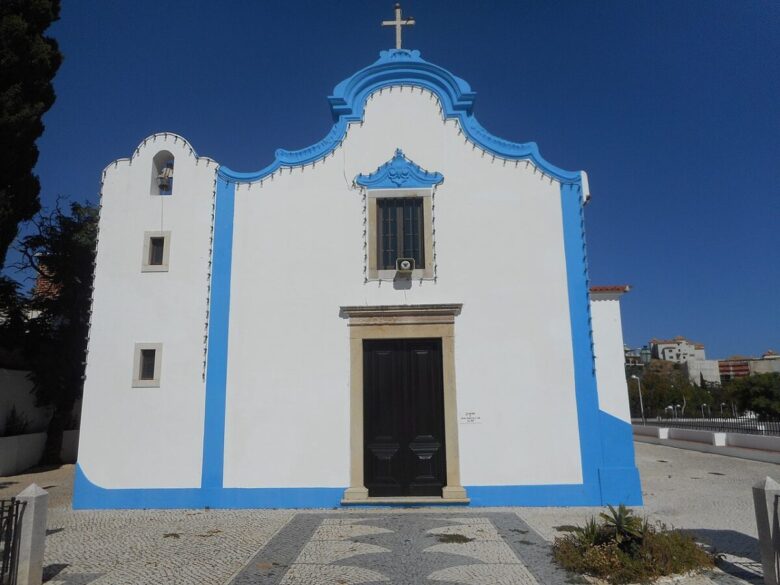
560, 181, 602, 504
467, 484, 593, 507
355, 149, 443, 189
200, 178, 236, 488
72, 460, 639, 509
558, 182, 642, 506
218, 49, 580, 184
597, 411, 643, 505
73, 465, 344, 510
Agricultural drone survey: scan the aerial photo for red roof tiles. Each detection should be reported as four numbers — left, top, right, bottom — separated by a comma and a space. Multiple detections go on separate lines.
589, 285, 631, 293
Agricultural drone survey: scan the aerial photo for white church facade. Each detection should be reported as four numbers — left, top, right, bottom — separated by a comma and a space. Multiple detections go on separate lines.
74, 47, 641, 509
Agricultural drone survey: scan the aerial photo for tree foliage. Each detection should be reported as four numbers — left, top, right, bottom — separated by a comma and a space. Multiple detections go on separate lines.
626, 361, 723, 419
725, 374, 780, 420
4, 202, 98, 461
0, 275, 27, 366
0, 0, 63, 267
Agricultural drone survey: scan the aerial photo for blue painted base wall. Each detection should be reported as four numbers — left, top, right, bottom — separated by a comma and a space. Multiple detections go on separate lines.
72, 410, 642, 509
72, 465, 345, 510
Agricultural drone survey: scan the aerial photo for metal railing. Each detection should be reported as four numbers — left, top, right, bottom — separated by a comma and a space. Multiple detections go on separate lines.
636, 416, 780, 436
0, 498, 24, 585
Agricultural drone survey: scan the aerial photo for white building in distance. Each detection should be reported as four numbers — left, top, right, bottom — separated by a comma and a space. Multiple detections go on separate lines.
650, 336, 721, 386
749, 351, 780, 376
74, 47, 641, 509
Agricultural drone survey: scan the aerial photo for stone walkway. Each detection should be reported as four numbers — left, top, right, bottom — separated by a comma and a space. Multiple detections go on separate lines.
0, 442, 775, 584
228, 512, 566, 585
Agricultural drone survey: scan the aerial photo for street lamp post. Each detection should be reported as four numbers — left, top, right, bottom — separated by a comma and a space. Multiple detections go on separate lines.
701, 403, 707, 419
630, 375, 645, 424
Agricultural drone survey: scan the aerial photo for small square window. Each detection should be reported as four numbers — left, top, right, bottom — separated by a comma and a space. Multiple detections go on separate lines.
148, 237, 165, 266
133, 343, 162, 387
139, 349, 156, 380
142, 231, 170, 272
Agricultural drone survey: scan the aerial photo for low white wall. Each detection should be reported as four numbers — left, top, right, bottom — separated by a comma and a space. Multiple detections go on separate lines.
0, 369, 51, 435
61, 430, 79, 463
668, 428, 714, 444
0, 433, 46, 476
727, 433, 780, 452
0, 430, 80, 476
633, 425, 780, 463
632, 425, 659, 437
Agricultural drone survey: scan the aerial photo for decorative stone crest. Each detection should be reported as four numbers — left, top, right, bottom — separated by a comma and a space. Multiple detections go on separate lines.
355, 149, 443, 189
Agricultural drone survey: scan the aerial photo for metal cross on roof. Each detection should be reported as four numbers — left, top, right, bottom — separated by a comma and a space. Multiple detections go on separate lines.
382, 3, 415, 50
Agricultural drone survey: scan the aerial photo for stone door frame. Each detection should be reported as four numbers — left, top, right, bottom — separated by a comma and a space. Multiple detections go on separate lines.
339, 304, 468, 503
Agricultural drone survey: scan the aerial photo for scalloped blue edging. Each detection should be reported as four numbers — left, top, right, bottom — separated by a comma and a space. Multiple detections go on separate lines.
219, 49, 581, 184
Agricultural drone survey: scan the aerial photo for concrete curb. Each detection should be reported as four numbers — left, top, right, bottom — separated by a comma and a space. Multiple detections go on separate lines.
634, 429, 780, 465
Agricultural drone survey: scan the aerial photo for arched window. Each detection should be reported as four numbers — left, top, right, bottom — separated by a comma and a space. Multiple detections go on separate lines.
151, 151, 175, 195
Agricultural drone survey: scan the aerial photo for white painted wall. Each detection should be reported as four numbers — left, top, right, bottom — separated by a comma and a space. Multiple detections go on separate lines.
81, 88, 600, 492
590, 294, 631, 423
223, 89, 583, 488
78, 134, 217, 488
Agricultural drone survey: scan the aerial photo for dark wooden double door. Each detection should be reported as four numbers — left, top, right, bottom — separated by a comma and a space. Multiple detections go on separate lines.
363, 338, 446, 497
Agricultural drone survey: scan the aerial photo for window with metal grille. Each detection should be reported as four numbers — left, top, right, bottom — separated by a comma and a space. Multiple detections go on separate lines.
377, 197, 423, 270
139, 349, 156, 381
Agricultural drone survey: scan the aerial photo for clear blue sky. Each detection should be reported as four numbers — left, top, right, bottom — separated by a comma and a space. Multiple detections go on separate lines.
19, 0, 780, 359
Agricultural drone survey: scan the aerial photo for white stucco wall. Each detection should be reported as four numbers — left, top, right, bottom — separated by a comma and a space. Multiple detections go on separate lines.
80, 87, 598, 493
223, 89, 583, 489
78, 134, 217, 488
590, 294, 631, 423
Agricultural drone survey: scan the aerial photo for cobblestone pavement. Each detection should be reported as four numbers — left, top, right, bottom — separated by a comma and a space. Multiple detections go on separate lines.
0, 442, 776, 584
229, 512, 566, 585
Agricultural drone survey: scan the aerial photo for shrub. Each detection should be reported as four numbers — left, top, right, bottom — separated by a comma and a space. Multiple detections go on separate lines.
553, 507, 713, 584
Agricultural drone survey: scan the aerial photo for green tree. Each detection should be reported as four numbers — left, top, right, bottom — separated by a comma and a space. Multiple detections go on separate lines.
16, 202, 97, 462
627, 362, 713, 419
0, 0, 63, 267
725, 374, 780, 420
0, 276, 28, 367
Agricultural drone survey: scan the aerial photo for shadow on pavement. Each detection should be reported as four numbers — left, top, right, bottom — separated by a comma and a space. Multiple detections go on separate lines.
43, 563, 69, 581
693, 529, 763, 584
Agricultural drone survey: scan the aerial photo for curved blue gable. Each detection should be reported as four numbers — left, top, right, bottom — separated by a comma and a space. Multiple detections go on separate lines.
355, 149, 443, 189
219, 49, 581, 185
329, 50, 476, 119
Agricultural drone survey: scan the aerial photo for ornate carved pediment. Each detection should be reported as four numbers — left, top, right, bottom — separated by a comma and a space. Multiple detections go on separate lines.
355, 149, 444, 189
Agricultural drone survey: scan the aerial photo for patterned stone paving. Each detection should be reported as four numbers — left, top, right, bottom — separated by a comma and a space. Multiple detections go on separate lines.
229, 512, 564, 585
2, 442, 776, 584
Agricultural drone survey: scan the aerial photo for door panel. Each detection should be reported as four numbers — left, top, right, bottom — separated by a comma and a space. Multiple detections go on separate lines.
363, 339, 446, 497
363, 345, 405, 496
